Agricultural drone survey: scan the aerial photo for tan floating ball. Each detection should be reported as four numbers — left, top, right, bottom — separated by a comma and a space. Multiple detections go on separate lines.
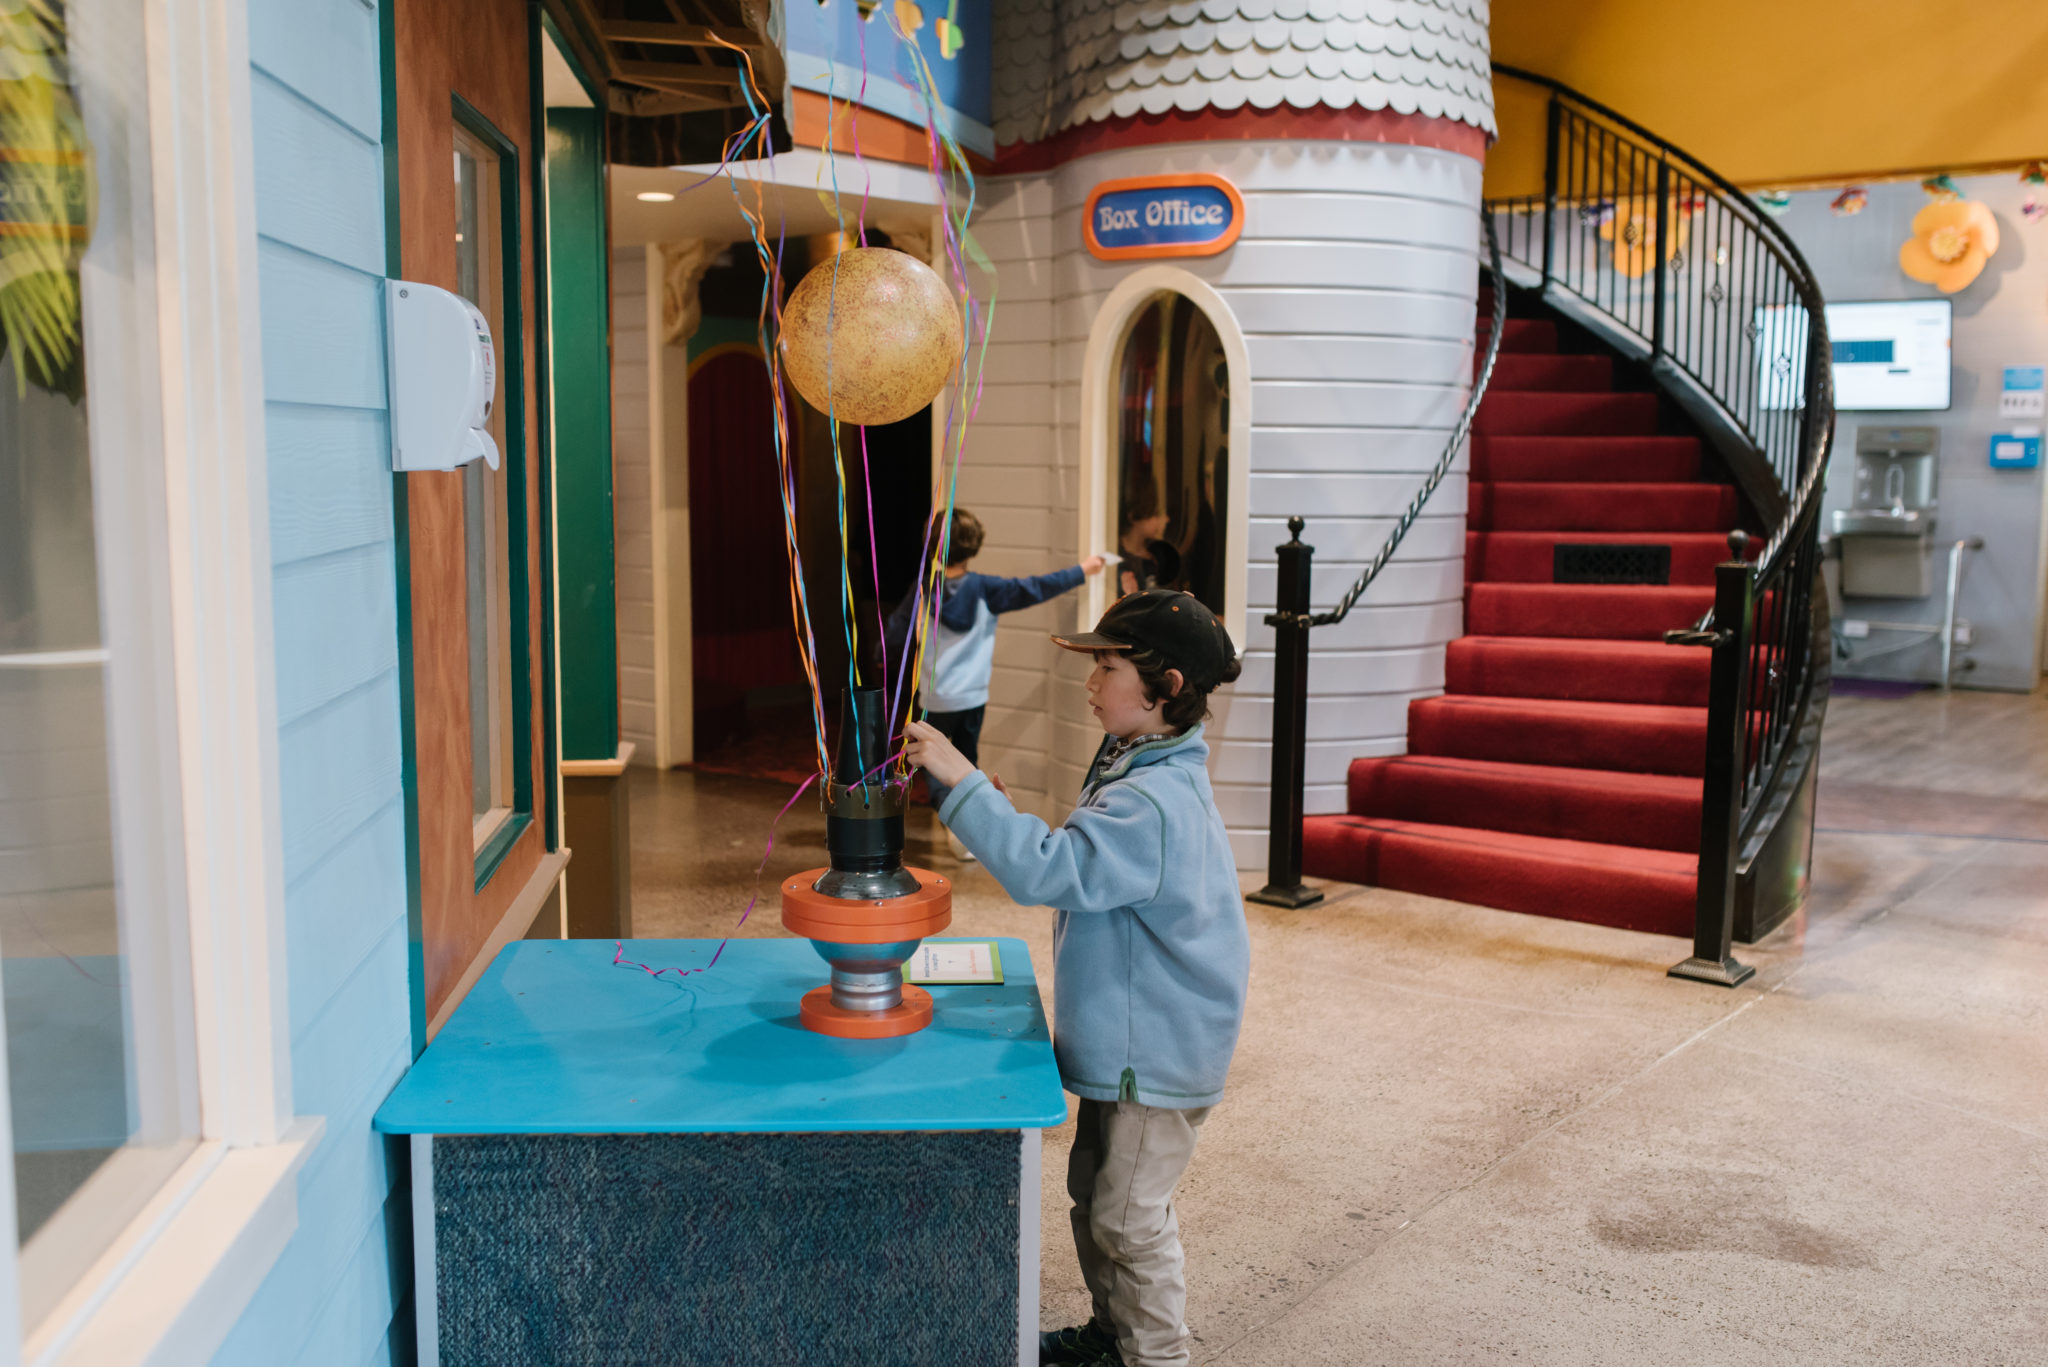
780, 247, 962, 427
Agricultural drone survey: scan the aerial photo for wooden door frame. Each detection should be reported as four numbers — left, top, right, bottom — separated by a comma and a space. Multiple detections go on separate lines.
384, 0, 565, 1045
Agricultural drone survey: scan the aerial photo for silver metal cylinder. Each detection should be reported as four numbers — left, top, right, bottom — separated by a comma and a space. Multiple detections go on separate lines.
829, 967, 905, 1013
809, 938, 921, 1013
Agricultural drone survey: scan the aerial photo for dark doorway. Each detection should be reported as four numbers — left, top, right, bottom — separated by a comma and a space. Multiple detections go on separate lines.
1114, 293, 1229, 614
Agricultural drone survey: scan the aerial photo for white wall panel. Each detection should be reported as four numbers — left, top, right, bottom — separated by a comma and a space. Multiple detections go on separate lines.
952, 177, 1070, 823
1247, 513, 1466, 562
610, 249, 657, 764
1246, 335, 1469, 383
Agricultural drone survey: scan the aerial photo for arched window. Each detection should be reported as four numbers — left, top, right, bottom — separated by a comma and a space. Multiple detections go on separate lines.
1113, 293, 1230, 614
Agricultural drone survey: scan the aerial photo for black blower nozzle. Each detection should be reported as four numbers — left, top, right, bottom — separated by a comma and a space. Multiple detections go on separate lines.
817, 688, 919, 899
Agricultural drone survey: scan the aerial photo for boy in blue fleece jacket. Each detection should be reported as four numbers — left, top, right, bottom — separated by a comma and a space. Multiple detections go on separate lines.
887, 507, 1105, 812
905, 589, 1248, 1367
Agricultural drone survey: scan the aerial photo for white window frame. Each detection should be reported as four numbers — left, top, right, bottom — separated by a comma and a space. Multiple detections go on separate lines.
1077, 267, 1254, 651
0, 1, 318, 1364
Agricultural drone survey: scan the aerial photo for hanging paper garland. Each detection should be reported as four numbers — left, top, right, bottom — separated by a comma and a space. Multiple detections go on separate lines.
1754, 190, 1792, 217
1919, 174, 1962, 203
1830, 187, 1868, 216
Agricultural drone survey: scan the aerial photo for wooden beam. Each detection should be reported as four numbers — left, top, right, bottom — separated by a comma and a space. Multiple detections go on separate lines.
600, 20, 759, 48
608, 86, 741, 118
615, 60, 745, 93
542, 0, 619, 84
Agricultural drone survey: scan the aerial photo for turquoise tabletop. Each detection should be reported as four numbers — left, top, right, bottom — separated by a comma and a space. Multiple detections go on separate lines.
374, 937, 1067, 1134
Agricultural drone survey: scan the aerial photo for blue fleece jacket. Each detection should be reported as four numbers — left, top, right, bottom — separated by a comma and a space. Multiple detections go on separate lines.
886, 566, 1085, 712
939, 725, 1249, 1108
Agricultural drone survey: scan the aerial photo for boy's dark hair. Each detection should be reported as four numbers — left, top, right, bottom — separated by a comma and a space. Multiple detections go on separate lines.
1125, 640, 1242, 731
936, 508, 984, 567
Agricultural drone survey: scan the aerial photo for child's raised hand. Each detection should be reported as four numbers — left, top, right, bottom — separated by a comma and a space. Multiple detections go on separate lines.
904, 720, 977, 790
1080, 554, 1107, 577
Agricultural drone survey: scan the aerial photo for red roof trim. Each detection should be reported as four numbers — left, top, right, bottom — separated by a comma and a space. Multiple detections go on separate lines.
995, 104, 1489, 175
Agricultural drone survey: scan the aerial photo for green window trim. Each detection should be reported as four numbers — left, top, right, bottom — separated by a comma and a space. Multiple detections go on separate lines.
379, 0, 427, 1058
453, 92, 536, 895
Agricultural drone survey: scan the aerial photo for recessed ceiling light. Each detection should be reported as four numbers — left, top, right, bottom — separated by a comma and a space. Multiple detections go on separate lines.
636, 191, 675, 203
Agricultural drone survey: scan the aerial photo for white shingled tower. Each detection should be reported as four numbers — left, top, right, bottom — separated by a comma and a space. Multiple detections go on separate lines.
957, 1, 1495, 868
994, 0, 1494, 143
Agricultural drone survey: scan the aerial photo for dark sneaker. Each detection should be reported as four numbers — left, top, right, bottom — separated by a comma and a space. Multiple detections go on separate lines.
1040, 1320, 1120, 1366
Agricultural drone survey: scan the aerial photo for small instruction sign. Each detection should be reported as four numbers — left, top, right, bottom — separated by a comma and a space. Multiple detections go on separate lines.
2001, 366, 2045, 419
903, 940, 1003, 985
1084, 174, 1244, 261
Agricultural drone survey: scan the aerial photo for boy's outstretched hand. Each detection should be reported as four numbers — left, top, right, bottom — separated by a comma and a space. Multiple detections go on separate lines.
904, 720, 977, 790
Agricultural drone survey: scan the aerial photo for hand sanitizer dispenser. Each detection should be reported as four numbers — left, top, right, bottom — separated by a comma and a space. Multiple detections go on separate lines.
386, 279, 499, 472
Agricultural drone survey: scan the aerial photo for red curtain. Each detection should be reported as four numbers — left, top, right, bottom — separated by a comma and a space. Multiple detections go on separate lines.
687, 349, 804, 696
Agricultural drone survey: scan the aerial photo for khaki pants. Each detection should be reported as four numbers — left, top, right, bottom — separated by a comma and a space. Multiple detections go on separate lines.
1066, 1097, 1212, 1367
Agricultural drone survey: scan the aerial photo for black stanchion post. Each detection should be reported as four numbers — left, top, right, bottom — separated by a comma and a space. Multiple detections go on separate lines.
1670, 530, 1756, 987
1249, 517, 1324, 909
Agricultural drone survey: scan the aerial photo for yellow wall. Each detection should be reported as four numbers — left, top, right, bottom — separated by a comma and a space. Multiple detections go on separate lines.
1486, 0, 2048, 197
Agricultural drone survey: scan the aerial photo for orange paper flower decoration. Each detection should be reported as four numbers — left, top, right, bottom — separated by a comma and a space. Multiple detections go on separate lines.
1599, 196, 1692, 279
1899, 200, 2000, 293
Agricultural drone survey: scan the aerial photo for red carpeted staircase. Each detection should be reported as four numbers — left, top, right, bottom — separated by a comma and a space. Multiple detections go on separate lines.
1302, 302, 1751, 938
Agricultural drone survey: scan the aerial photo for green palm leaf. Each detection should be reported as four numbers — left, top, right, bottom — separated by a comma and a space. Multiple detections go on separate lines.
1, 0, 92, 399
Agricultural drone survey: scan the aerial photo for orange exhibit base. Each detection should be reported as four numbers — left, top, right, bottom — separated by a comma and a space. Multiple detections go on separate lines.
782, 865, 953, 1040
798, 983, 934, 1039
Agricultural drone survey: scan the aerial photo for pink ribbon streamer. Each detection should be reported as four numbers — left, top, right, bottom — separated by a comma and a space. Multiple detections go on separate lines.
613, 771, 818, 981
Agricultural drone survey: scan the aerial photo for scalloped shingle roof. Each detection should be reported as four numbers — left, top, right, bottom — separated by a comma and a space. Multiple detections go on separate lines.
993, 0, 1494, 147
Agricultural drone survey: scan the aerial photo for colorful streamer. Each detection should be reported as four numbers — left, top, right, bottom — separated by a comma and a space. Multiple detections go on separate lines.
612, 772, 819, 982
610, 33, 999, 992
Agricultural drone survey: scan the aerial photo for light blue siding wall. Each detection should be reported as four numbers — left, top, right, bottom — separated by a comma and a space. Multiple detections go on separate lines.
214, 1, 413, 1363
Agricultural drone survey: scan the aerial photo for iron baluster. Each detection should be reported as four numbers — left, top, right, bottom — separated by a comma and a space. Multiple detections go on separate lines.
1541, 94, 1559, 288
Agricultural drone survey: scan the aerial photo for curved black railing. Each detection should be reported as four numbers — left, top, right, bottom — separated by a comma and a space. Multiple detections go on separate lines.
1247, 211, 1507, 909
1486, 67, 1833, 540
1488, 67, 1836, 983
1256, 72, 1837, 983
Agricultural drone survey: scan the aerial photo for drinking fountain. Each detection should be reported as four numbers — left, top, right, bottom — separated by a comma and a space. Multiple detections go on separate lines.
1832, 425, 1939, 597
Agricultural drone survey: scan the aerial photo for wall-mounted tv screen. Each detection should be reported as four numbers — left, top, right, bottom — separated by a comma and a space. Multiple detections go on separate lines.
1756, 298, 1953, 412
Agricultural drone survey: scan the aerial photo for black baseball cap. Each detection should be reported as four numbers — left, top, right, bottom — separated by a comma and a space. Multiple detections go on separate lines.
1052, 589, 1238, 691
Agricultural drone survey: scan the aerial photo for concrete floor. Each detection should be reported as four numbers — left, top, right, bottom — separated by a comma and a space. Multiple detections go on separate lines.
625, 688, 2048, 1365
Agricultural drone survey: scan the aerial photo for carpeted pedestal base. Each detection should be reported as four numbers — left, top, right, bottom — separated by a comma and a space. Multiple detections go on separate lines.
421, 1129, 1027, 1367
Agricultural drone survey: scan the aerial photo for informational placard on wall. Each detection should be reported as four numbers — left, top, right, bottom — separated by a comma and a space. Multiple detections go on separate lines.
1084, 174, 1244, 261
2000, 366, 2044, 419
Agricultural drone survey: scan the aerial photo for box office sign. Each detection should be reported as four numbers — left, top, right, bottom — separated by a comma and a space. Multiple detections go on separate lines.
1084, 174, 1243, 261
